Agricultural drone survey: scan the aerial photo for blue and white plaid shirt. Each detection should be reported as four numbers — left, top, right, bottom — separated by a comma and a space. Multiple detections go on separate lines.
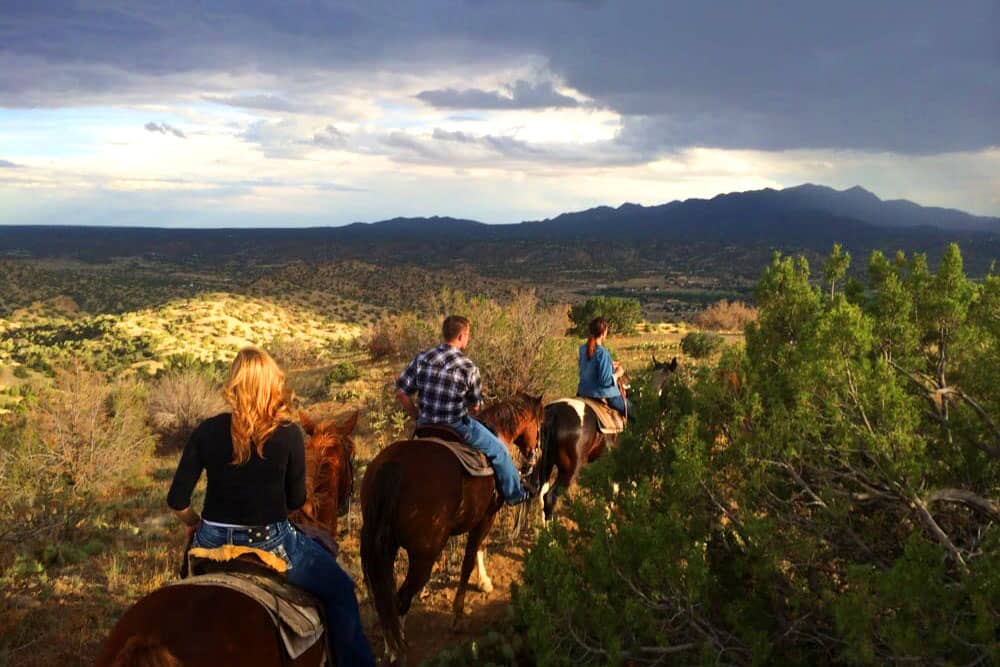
396, 343, 484, 425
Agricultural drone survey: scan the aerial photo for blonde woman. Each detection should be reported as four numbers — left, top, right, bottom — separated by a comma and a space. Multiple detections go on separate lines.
167, 347, 374, 666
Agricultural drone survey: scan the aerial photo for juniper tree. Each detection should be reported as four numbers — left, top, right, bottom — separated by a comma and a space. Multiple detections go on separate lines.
517, 244, 998, 666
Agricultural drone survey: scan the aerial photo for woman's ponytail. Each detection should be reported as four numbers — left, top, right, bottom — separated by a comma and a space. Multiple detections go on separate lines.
586, 317, 609, 360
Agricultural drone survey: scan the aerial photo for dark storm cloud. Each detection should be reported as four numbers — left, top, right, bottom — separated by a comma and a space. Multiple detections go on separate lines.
2, 1, 996, 154
417, 80, 581, 109
144, 122, 186, 138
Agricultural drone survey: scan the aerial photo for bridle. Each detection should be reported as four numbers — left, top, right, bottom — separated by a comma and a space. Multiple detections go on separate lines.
518, 413, 546, 482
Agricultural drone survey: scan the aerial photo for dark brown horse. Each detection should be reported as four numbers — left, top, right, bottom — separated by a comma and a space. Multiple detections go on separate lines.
360, 394, 544, 665
95, 411, 359, 667
538, 356, 676, 520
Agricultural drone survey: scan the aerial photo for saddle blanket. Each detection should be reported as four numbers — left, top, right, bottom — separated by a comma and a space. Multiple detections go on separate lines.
415, 437, 493, 476
167, 571, 326, 661
548, 398, 625, 434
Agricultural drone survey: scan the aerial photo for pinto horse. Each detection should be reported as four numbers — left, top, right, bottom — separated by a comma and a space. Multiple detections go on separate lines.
95, 411, 359, 667
360, 393, 544, 665
537, 356, 677, 520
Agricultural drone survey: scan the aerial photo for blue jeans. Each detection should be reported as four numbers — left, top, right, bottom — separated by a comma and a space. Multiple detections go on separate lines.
193, 520, 375, 667
438, 416, 527, 504
606, 394, 635, 421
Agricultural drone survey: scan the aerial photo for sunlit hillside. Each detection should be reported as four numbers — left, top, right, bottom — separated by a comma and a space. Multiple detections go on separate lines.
0, 291, 371, 388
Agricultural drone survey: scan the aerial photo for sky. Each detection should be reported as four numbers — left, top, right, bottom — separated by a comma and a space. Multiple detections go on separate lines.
0, 0, 997, 227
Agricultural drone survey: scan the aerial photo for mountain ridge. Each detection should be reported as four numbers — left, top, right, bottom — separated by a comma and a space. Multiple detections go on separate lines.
1, 184, 996, 270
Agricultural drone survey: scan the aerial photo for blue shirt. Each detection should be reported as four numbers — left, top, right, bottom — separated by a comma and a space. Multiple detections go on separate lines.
396, 343, 484, 424
577, 344, 621, 399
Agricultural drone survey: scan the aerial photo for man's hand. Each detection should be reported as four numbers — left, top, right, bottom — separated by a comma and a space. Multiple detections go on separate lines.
395, 391, 419, 420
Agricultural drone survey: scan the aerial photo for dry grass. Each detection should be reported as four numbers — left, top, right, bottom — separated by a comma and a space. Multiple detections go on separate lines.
692, 299, 758, 332
147, 370, 227, 452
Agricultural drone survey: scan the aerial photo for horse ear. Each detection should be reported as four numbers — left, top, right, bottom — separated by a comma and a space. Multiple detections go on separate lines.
336, 410, 360, 436
652, 353, 660, 367
299, 410, 317, 436
669, 357, 678, 371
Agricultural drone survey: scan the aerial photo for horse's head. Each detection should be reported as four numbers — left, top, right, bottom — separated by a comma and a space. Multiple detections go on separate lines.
651, 355, 679, 395
298, 409, 360, 529
512, 391, 545, 458
478, 392, 545, 475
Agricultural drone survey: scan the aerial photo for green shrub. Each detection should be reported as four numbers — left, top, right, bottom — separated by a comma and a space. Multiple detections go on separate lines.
568, 296, 641, 337
516, 244, 999, 665
679, 330, 724, 358
325, 362, 361, 386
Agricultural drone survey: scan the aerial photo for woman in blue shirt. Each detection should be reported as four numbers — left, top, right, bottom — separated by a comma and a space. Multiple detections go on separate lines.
577, 317, 633, 419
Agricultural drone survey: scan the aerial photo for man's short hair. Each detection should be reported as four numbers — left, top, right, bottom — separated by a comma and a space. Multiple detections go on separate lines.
442, 315, 470, 342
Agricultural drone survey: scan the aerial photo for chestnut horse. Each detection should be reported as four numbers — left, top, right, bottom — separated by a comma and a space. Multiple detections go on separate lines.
360, 394, 544, 665
538, 356, 677, 520
95, 411, 359, 667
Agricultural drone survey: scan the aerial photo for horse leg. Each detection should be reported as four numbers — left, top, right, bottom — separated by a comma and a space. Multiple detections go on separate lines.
397, 551, 437, 619
475, 548, 493, 593
543, 461, 580, 522
452, 514, 498, 629
536, 459, 556, 525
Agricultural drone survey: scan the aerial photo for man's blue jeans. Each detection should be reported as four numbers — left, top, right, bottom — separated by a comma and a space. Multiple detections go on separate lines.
193, 520, 375, 666
441, 415, 527, 504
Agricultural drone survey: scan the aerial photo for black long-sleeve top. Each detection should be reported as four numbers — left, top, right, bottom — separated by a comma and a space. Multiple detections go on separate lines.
166, 413, 307, 526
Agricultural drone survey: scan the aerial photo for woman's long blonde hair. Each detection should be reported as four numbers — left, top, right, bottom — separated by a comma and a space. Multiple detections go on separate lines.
223, 346, 294, 465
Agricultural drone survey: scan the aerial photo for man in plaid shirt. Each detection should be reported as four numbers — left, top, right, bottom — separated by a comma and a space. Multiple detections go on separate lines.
396, 315, 533, 505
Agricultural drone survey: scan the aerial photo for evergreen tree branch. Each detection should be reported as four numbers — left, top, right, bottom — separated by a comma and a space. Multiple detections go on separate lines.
909, 495, 969, 573
925, 488, 1000, 522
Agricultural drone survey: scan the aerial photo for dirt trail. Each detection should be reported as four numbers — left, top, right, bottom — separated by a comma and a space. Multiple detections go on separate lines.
338, 509, 536, 665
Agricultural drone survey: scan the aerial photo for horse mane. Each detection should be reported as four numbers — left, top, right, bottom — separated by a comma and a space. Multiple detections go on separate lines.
297, 424, 353, 528
479, 394, 540, 436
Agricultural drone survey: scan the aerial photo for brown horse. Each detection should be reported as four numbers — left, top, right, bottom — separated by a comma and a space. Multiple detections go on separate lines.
294, 410, 359, 541
95, 411, 359, 667
360, 393, 544, 665
538, 356, 676, 520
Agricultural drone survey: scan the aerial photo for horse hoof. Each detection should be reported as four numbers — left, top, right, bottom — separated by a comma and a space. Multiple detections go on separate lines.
477, 580, 494, 594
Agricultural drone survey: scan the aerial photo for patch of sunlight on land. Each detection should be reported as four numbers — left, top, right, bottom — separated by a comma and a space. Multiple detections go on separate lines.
117, 292, 365, 371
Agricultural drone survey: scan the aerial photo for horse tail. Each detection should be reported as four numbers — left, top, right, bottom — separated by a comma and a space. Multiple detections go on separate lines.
538, 404, 560, 489
361, 461, 404, 656
109, 636, 181, 667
